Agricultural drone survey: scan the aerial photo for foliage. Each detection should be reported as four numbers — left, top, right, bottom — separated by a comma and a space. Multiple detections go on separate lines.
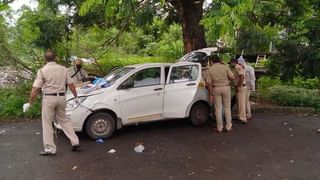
0, 84, 41, 119
269, 85, 320, 108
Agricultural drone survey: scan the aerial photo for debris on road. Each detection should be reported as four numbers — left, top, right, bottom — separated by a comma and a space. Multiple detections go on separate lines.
290, 160, 294, 163
35, 132, 40, 135
288, 128, 293, 131
134, 144, 145, 153
0, 130, 6, 135
317, 129, 320, 133
108, 149, 116, 154
283, 122, 288, 125
96, 139, 104, 144
72, 166, 77, 170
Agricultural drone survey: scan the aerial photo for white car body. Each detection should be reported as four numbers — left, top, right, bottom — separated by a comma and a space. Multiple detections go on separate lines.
57, 62, 210, 139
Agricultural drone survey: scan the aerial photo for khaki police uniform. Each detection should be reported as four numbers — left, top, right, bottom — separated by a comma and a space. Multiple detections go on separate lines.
33, 62, 79, 153
234, 64, 247, 122
201, 66, 210, 85
68, 66, 89, 85
207, 63, 235, 131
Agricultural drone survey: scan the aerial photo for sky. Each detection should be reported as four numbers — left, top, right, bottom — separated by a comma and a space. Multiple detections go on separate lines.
6, 0, 37, 25
9, 0, 37, 11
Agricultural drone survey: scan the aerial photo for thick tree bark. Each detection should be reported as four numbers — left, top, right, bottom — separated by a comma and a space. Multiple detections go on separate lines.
169, 0, 207, 54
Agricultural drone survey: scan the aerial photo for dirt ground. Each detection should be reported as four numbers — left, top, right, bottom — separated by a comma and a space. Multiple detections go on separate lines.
0, 113, 319, 180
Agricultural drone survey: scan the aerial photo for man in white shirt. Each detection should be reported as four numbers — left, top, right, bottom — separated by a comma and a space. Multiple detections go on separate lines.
238, 56, 256, 120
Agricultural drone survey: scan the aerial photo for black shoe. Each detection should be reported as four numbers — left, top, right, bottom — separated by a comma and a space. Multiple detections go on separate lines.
234, 119, 247, 125
71, 144, 81, 151
39, 151, 56, 156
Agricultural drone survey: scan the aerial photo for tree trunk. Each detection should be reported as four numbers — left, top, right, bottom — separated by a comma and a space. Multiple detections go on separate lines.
169, 0, 207, 54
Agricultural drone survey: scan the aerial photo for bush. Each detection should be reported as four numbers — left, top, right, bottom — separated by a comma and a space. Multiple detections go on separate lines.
0, 84, 41, 119
268, 85, 320, 108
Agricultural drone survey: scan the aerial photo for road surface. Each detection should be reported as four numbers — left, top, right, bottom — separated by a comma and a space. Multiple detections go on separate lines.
0, 113, 319, 180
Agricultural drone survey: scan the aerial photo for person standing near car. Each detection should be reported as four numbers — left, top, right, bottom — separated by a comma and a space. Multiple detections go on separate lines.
207, 55, 235, 132
238, 56, 256, 120
229, 58, 247, 124
68, 59, 90, 85
23, 50, 80, 156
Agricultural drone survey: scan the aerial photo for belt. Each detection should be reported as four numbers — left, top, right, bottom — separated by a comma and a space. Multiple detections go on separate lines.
44, 93, 65, 96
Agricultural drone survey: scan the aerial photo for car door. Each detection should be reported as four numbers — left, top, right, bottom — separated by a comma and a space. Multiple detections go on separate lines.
117, 66, 164, 124
163, 63, 201, 118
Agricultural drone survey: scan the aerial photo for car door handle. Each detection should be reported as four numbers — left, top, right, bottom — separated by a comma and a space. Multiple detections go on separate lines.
186, 83, 196, 86
153, 88, 163, 91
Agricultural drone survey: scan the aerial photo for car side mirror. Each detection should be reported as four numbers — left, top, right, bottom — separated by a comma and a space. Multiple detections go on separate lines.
119, 80, 134, 90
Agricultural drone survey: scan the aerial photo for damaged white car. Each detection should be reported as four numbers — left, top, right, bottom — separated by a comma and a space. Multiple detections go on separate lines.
55, 62, 210, 139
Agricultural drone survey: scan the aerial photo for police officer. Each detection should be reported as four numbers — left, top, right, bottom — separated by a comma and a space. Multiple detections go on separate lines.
207, 55, 235, 132
68, 59, 90, 85
25, 50, 80, 156
200, 56, 214, 103
229, 58, 247, 123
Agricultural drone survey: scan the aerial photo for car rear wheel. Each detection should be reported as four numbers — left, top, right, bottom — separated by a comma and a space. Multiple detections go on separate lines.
190, 103, 210, 126
86, 112, 116, 140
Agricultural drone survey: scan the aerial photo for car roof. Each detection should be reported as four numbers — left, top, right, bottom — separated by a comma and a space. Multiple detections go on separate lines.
125, 62, 200, 69
126, 63, 173, 68
191, 47, 219, 55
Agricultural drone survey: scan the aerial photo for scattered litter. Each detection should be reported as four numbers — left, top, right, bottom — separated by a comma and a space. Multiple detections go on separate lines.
0, 130, 6, 135
288, 128, 293, 131
283, 122, 288, 125
317, 129, 320, 133
257, 174, 261, 177
314, 114, 318, 117
96, 139, 104, 144
289, 160, 294, 163
188, 172, 195, 176
108, 149, 116, 154
72, 166, 77, 170
304, 113, 308, 116
134, 144, 145, 153
35, 132, 40, 135
187, 156, 192, 159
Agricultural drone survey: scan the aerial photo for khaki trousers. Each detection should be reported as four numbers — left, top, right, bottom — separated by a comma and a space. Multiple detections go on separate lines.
236, 86, 247, 122
246, 90, 252, 118
212, 86, 232, 131
42, 95, 79, 153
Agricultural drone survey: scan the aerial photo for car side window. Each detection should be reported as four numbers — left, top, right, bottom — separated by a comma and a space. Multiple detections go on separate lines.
169, 65, 199, 84
183, 52, 207, 62
125, 67, 161, 88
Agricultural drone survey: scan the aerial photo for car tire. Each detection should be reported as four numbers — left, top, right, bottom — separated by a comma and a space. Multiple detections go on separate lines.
190, 103, 210, 126
86, 112, 116, 140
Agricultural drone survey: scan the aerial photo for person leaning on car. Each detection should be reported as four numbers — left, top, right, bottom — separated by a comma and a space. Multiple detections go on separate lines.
207, 54, 235, 133
24, 50, 80, 156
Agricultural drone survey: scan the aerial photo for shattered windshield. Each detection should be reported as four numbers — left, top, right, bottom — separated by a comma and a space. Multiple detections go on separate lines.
104, 67, 135, 85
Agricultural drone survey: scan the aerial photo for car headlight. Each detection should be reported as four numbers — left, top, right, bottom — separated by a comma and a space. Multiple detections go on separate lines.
66, 97, 87, 109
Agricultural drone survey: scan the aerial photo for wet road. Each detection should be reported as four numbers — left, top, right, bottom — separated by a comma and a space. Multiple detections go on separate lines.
0, 113, 320, 180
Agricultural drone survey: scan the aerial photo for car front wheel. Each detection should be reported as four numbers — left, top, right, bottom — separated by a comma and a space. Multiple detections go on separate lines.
85, 112, 116, 140
190, 103, 210, 126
